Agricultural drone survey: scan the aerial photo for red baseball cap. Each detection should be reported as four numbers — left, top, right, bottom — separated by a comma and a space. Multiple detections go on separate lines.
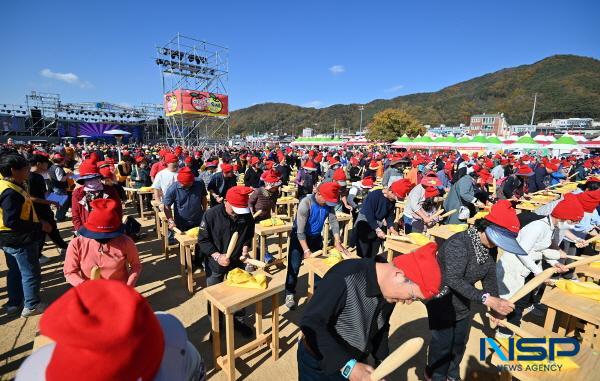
552, 193, 584, 222
393, 242, 441, 299
389, 179, 414, 199
333, 168, 347, 186
164, 153, 178, 164
177, 167, 195, 186
221, 163, 233, 173
361, 177, 374, 189
484, 200, 526, 255
225, 186, 254, 214
318, 182, 340, 206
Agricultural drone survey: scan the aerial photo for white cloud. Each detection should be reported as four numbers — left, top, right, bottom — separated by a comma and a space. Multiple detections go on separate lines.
329, 65, 345, 75
40, 68, 93, 88
302, 100, 323, 108
384, 85, 405, 93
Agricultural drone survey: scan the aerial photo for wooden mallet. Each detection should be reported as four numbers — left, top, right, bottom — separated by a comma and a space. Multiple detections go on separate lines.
370, 337, 424, 381
90, 266, 101, 280
485, 313, 536, 339
308, 249, 323, 258
252, 210, 262, 219
225, 232, 239, 259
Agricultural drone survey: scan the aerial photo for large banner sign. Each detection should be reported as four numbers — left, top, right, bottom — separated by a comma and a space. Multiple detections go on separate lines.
164, 89, 229, 118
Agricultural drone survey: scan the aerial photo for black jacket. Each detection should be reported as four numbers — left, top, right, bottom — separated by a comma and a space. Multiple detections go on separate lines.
0, 186, 44, 247
426, 231, 499, 326
244, 166, 263, 188
197, 204, 254, 261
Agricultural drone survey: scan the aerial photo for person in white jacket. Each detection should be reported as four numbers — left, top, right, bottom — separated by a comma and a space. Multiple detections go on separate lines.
496, 193, 583, 337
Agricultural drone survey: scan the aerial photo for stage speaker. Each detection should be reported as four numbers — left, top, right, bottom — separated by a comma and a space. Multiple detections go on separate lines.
157, 117, 165, 129
30, 109, 43, 130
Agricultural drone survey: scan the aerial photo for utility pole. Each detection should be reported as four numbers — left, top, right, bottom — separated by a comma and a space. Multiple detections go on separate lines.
333, 118, 337, 137
530, 93, 537, 126
358, 105, 364, 133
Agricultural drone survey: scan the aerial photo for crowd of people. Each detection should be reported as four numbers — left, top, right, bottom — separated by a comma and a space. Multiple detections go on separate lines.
2, 138, 600, 381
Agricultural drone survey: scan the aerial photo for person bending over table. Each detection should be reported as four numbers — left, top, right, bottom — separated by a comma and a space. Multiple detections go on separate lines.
353, 179, 413, 258
284, 182, 349, 310
197, 185, 256, 337
299, 243, 441, 381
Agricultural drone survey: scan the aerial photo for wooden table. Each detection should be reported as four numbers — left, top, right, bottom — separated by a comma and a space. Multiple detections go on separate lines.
204, 272, 284, 381
304, 254, 358, 300
321, 213, 353, 256
252, 223, 293, 265
123, 187, 154, 219
174, 232, 202, 294
151, 200, 162, 239
542, 286, 600, 349
490, 321, 599, 381
280, 186, 297, 198
384, 239, 421, 262
577, 264, 600, 282
158, 211, 179, 260
426, 224, 460, 241
276, 197, 299, 218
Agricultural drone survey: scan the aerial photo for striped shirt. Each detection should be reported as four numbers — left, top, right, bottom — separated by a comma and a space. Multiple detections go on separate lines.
300, 258, 393, 375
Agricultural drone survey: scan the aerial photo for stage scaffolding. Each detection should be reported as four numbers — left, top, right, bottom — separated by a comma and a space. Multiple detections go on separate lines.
155, 33, 230, 146
0, 91, 164, 142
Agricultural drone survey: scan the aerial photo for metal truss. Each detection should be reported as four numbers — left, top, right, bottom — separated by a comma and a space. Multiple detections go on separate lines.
156, 33, 230, 146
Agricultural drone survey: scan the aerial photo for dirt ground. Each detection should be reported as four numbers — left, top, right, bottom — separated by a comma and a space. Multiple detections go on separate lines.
0, 205, 504, 381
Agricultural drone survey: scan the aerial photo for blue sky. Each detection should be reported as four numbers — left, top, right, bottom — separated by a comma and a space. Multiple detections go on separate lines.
1, 0, 598, 111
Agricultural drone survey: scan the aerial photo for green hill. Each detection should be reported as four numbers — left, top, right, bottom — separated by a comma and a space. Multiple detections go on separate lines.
230, 55, 600, 135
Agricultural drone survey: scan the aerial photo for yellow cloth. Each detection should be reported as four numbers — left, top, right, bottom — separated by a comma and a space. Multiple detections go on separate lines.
554, 279, 600, 301
518, 202, 535, 209
590, 261, 600, 268
185, 227, 199, 238
448, 224, 468, 232
407, 233, 432, 245
139, 186, 153, 192
259, 218, 285, 227
324, 248, 344, 266
0, 179, 39, 231
278, 196, 293, 202
496, 338, 579, 370
472, 211, 489, 220
225, 268, 267, 290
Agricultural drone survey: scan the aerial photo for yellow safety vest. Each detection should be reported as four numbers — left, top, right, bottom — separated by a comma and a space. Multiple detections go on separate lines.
0, 179, 39, 231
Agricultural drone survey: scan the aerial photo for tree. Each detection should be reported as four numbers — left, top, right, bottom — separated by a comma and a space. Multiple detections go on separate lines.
365, 108, 425, 142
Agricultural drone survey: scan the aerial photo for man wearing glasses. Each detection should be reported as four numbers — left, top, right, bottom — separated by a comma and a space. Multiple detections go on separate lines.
298, 242, 441, 381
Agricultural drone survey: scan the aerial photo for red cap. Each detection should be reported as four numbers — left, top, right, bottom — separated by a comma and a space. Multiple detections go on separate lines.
221, 163, 233, 173
40, 280, 164, 381
52, 153, 64, 161
424, 186, 439, 198
134, 156, 145, 164
485, 199, 520, 233
205, 160, 218, 168
77, 160, 100, 178
250, 156, 260, 166
546, 162, 558, 172
303, 160, 317, 171
177, 167, 195, 185
369, 160, 380, 170
264, 160, 274, 170
515, 165, 533, 176
587, 176, 600, 183
361, 177, 374, 188
350, 157, 359, 166
393, 242, 441, 299
389, 179, 414, 199
263, 170, 282, 188
225, 186, 254, 214
83, 199, 122, 234
552, 193, 584, 222
576, 190, 600, 213
164, 153, 178, 164
318, 182, 341, 205
184, 156, 192, 164
420, 177, 442, 187
333, 168, 347, 185
99, 166, 113, 179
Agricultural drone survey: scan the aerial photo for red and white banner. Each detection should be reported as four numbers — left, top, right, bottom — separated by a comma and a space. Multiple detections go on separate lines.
164, 89, 229, 118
